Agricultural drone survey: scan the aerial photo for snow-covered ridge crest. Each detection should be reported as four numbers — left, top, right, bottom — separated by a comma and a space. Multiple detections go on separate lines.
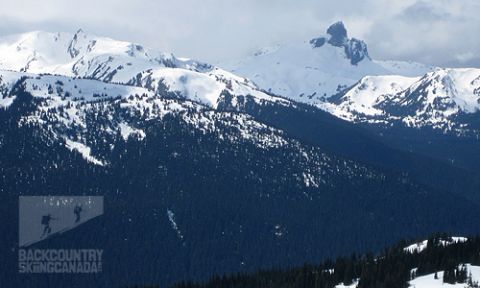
0, 29, 189, 76
327, 68, 480, 134
395, 68, 480, 114
325, 74, 420, 121
0, 29, 288, 110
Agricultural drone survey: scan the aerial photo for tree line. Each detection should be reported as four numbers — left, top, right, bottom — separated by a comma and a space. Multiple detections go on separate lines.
163, 234, 480, 288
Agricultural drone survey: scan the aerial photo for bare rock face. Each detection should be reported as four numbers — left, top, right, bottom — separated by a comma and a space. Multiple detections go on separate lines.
310, 21, 370, 65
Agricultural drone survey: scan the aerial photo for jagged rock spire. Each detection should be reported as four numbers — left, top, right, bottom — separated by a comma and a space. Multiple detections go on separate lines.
310, 21, 370, 65
326, 21, 348, 46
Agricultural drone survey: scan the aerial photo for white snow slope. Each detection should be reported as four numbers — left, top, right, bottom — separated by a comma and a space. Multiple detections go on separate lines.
0, 29, 287, 109
331, 68, 480, 133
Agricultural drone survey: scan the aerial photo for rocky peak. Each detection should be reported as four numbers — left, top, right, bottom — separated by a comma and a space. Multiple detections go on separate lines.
327, 21, 348, 46
68, 29, 87, 58
310, 21, 370, 65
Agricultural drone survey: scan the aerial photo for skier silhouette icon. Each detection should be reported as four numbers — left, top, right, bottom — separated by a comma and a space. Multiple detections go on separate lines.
41, 214, 57, 238
74, 205, 83, 223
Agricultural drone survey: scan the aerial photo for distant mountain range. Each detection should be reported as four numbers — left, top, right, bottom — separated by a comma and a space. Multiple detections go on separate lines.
222, 22, 480, 137
222, 22, 433, 104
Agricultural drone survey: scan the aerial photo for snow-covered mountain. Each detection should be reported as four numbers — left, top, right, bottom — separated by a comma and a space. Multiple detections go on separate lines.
0, 29, 301, 163
329, 68, 480, 134
0, 29, 286, 109
222, 21, 432, 106
222, 21, 480, 135
2, 27, 478, 137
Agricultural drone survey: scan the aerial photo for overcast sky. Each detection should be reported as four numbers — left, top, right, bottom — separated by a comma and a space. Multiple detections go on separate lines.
0, 0, 478, 67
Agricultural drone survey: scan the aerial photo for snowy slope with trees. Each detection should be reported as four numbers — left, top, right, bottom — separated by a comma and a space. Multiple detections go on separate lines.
169, 235, 480, 288
410, 265, 480, 288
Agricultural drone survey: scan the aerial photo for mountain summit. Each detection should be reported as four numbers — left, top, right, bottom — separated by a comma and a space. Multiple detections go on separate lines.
309, 21, 370, 65
222, 21, 430, 106
326, 21, 348, 46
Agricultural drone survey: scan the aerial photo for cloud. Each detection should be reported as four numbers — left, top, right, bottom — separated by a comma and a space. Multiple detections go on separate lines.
364, 0, 480, 67
401, 1, 453, 21
0, 0, 478, 67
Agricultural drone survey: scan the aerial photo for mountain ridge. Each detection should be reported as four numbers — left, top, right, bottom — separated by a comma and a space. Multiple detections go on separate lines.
221, 21, 432, 106
0, 29, 287, 110
221, 22, 480, 137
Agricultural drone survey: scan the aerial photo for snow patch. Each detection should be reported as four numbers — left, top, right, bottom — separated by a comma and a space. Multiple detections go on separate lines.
405, 237, 468, 254
335, 280, 359, 288
167, 209, 184, 240
64, 139, 105, 166
0, 96, 16, 109
118, 123, 145, 141
302, 172, 319, 188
